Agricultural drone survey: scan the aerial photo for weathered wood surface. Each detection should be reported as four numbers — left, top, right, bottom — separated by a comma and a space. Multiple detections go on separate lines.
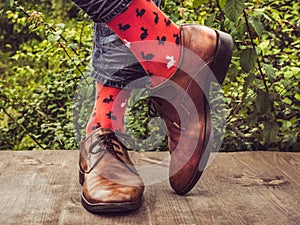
0, 150, 299, 225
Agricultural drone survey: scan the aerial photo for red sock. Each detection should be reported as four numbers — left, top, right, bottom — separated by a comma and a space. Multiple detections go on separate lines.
86, 83, 130, 134
107, 0, 181, 84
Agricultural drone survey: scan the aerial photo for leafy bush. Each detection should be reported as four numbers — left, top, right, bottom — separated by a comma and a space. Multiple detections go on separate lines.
0, 0, 90, 150
0, 0, 299, 151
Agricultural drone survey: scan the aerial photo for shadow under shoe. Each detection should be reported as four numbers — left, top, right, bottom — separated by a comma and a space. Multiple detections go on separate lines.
149, 25, 233, 195
79, 128, 144, 213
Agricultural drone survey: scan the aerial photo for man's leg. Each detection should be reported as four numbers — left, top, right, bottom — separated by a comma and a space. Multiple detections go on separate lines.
86, 83, 130, 134
78, 0, 165, 214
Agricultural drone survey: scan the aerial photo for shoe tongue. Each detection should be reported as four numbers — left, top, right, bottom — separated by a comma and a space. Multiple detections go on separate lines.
94, 128, 114, 136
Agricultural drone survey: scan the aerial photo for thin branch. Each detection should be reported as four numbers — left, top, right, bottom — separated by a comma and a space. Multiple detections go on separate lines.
243, 9, 269, 94
16, 2, 87, 69
215, 0, 226, 19
1, 106, 46, 150
16, 3, 91, 85
57, 39, 85, 78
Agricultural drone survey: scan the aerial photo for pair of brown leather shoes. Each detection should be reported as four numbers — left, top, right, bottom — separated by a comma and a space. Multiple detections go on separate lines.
79, 24, 233, 213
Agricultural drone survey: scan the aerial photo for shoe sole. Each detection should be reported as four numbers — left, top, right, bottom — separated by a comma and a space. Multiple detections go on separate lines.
81, 192, 143, 213
79, 170, 143, 213
176, 30, 233, 195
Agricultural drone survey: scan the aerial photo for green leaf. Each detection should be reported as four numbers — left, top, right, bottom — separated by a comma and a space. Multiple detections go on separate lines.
193, 0, 208, 8
55, 23, 65, 29
290, 67, 300, 77
256, 90, 272, 113
248, 15, 264, 37
263, 64, 276, 82
278, 119, 292, 130
68, 43, 78, 51
10, 0, 15, 7
240, 48, 258, 72
224, 0, 245, 22
242, 73, 255, 97
227, 64, 239, 81
253, 8, 265, 17
246, 113, 258, 128
282, 98, 292, 105
219, 0, 226, 9
263, 122, 279, 144
17, 117, 25, 124
47, 33, 60, 43
86, 85, 94, 99
259, 40, 271, 55
283, 71, 293, 79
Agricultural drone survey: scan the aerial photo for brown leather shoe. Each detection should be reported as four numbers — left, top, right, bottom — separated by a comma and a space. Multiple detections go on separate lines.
149, 25, 233, 195
79, 128, 144, 213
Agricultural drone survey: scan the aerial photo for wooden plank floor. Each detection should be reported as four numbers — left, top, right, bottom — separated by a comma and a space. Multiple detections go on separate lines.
0, 150, 299, 225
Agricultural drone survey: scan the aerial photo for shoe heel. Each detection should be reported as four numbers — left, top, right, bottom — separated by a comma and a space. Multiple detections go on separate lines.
79, 170, 84, 186
212, 30, 233, 84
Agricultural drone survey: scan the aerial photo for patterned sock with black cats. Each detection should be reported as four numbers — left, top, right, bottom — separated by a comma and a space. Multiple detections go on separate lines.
107, 0, 181, 84
86, 82, 130, 134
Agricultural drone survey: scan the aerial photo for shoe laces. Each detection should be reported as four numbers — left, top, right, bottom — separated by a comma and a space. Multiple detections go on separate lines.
86, 131, 136, 174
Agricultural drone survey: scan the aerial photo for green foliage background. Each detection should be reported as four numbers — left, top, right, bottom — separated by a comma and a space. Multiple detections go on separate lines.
0, 0, 299, 151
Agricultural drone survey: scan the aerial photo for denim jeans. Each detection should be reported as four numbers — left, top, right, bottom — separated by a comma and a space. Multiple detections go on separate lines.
73, 0, 163, 89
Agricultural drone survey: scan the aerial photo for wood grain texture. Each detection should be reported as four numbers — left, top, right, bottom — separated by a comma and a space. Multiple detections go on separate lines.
0, 151, 299, 225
